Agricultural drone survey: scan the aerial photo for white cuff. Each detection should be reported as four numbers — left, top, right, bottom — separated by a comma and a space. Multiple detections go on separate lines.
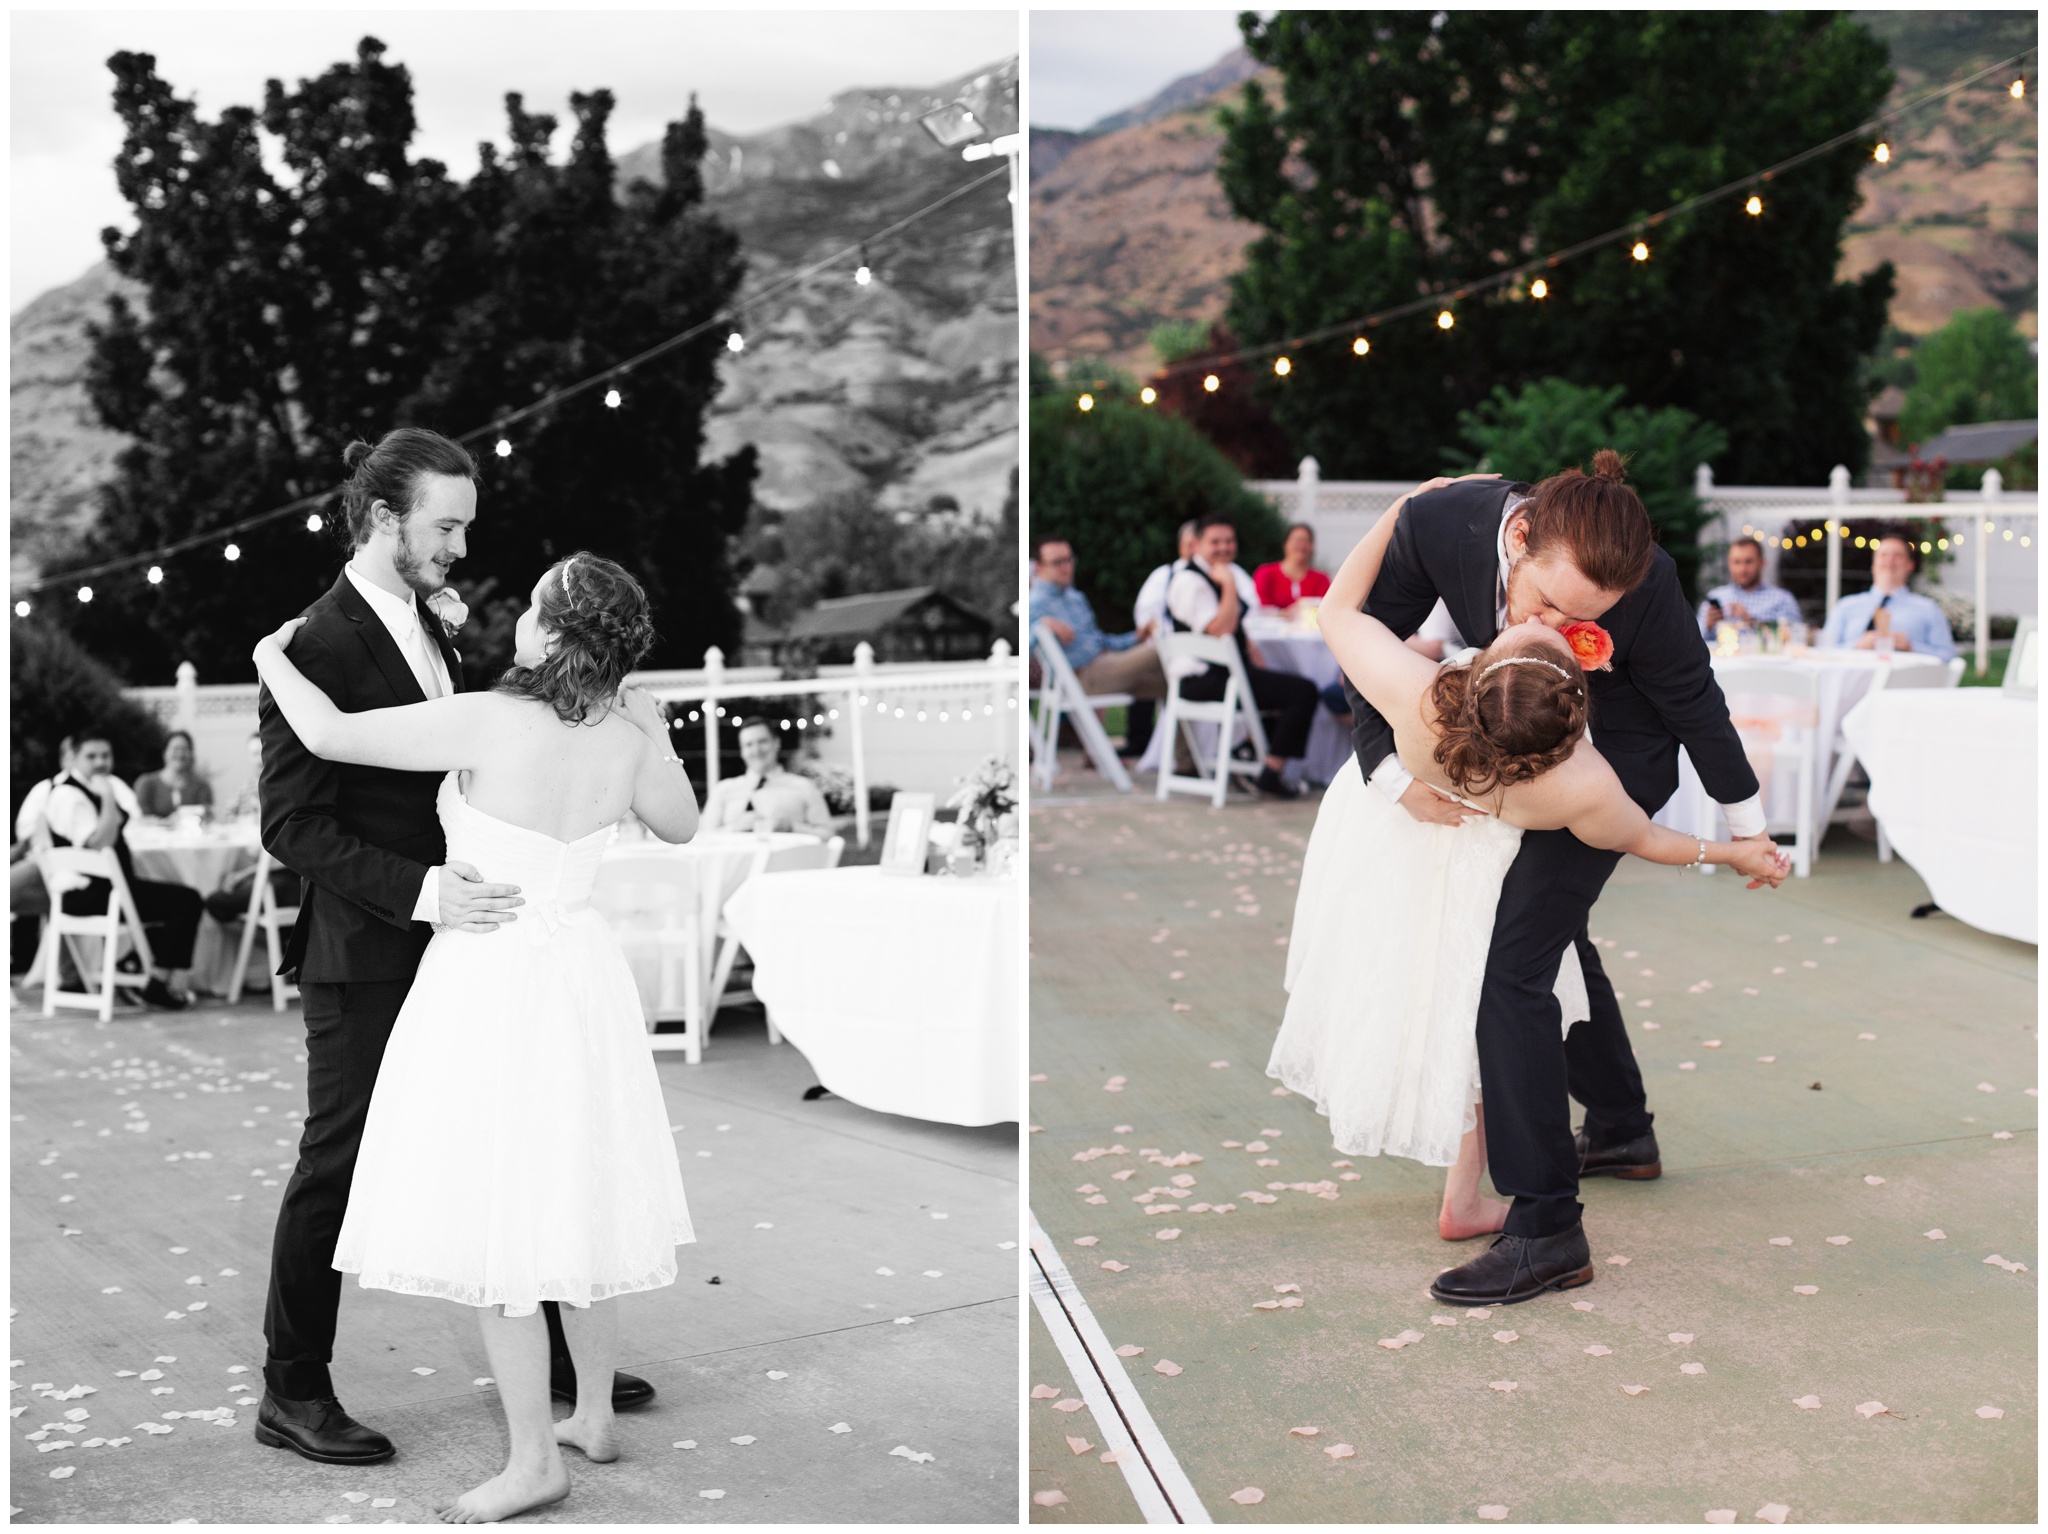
1720, 795, 1766, 840
1367, 753, 1415, 804
412, 865, 441, 924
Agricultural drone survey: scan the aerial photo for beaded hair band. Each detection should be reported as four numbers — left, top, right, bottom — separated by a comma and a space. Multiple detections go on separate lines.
1478, 655, 1579, 686
560, 556, 578, 601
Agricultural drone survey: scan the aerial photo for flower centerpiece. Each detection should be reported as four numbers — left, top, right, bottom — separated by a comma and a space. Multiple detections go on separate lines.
945, 755, 1018, 872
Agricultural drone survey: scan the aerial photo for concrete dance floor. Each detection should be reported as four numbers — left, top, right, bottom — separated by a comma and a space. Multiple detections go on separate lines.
11, 999, 1018, 1524
1027, 776, 2035, 1524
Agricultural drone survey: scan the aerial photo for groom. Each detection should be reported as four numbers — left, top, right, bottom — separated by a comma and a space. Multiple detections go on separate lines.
1338, 469, 1774, 1304
255, 428, 654, 1465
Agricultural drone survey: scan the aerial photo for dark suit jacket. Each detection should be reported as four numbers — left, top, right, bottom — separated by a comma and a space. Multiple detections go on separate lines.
258, 570, 465, 984
1342, 477, 1758, 815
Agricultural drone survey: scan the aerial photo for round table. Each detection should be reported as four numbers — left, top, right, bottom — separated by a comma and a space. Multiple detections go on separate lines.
721, 866, 1020, 1126
124, 821, 263, 996
1841, 689, 2036, 944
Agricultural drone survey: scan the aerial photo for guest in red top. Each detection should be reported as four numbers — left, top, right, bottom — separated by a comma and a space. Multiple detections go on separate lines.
1253, 523, 1332, 612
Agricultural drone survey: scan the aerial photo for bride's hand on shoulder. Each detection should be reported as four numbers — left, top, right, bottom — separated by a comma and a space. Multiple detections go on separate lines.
254, 615, 310, 661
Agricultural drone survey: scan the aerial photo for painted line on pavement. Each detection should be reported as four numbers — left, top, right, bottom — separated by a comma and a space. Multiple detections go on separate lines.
1028, 1212, 1211, 1524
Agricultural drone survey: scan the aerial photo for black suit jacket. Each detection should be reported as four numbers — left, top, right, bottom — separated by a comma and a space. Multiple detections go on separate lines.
258, 571, 465, 984
1342, 478, 1758, 815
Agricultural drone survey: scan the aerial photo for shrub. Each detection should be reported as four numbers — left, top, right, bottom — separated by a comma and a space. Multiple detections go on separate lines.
10, 624, 168, 827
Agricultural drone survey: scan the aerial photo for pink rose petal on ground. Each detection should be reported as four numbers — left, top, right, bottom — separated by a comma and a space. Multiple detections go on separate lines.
1052, 1399, 1085, 1414
1793, 1395, 1821, 1410
1082, 1195, 1108, 1205
1855, 1401, 1887, 1418
1433, 1316, 1459, 1326
1793, 1285, 1819, 1296
1229, 1488, 1264, 1505
1703, 1040, 1721, 1048
1377, 1336, 1408, 1349
1104, 1077, 1127, 1093
1030, 1385, 1061, 1400
1993, 1130, 2014, 1140
1642, 1021, 1661, 1030
1271, 1087, 1291, 1096
1066, 1436, 1093, 1456
1288, 1425, 1319, 1437
1114, 1345, 1144, 1357
1680, 1362, 1706, 1375
1572, 1301, 1595, 1312
1101, 1261, 1129, 1272
1976, 1405, 2004, 1419
1210, 1061, 1230, 1069
1756, 1506, 1790, 1524
1256, 1301, 1283, 1311
1977, 1082, 1996, 1093
1606, 1255, 1630, 1266
1153, 1360, 1182, 1377
1827, 1235, 1852, 1245
1769, 1237, 1793, 1246
1493, 1331, 1518, 1344
1924, 1229, 1946, 1240
1032, 1490, 1069, 1507
1757, 1055, 1775, 1063
1100, 1450, 1125, 1463
1477, 1506, 1509, 1521
1325, 1442, 1356, 1459
1279, 1297, 1306, 1309
1489, 1381, 1518, 1393
1274, 1283, 1301, 1294
1858, 1032, 1876, 1040
1073, 1237, 1098, 1247
1864, 1175, 1885, 1185
1155, 1229, 1181, 1241
1706, 1510, 1736, 1523
1621, 1385, 1650, 1397
1583, 1345, 1613, 1357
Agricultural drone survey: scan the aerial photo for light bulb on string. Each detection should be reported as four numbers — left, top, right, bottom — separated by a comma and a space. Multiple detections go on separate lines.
1631, 241, 1650, 262
306, 513, 323, 532
495, 438, 512, 458
1437, 310, 1454, 330
1273, 356, 1291, 377
726, 332, 745, 354
78, 586, 93, 603
1874, 141, 1890, 163
1077, 394, 1094, 412
1203, 374, 1220, 393
1745, 195, 1763, 216
1140, 386, 1157, 405
855, 264, 872, 286
603, 388, 622, 409
147, 566, 163, 585
1353, 336, 1371, 354
14, 600, 30, 618
224, 543, 241, 562
2012, 78, 2026, 100
1529, 279, 1548, 300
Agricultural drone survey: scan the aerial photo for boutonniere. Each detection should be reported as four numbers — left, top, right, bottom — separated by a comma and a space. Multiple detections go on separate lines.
1560, 620, 1615, 671
425, 587, 469, 638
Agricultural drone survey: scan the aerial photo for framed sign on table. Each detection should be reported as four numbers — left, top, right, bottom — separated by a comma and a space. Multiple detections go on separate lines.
878, 791, 935, 876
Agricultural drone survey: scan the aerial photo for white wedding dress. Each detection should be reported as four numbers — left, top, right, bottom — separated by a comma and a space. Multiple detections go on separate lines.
334, 774, 694, 1314
1268, 751, 1589, 1168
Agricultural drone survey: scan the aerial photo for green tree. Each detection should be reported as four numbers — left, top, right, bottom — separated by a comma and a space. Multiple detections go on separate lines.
1452, 377, 1729, 595
1218, 11, 1896, 485
1028, 391, 1283, 625
66, 39, 754, 682
1895, 307, 2038, 445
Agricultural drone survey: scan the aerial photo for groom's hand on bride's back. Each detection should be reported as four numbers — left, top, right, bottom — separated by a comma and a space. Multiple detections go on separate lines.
438, 859, 523, 932
1399, 779, 1485, 827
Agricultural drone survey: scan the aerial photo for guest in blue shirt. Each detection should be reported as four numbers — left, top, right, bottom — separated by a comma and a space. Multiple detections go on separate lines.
1819, 534, 1957, 661
1028, 535, 1167, 702
1698, 536, 1804, 637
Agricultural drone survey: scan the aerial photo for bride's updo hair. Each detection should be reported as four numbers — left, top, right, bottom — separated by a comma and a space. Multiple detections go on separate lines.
1428, 633, 1590, 796
496, 552, 657, 724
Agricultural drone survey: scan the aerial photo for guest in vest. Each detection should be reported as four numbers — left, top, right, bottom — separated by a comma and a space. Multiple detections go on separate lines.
11, 737, 77, 971
134, 729, 216, 818
41, 731, 205, 1009
1164, 514, 1321, 799
1818, 533, 1957, 660
701, 718, 835, 835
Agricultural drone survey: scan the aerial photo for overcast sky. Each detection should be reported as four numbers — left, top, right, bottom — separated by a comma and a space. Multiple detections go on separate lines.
1029, 9, 1245, 132
10, 9, 1019, 311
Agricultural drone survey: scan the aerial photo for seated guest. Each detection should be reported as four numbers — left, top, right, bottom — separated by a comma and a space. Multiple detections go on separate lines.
1818, 533, 1957, 661
221, 731, 266, 821
1133, 521, 1201, 641
1253, 523, 1332, 612
702, 717, 836, 835
10, 737, 76, 974
1699, 536, 1802, 637
133, 729, 215, 818
41, 731, 204, 1010
1166, 514, 1320, 799
1029, 535, 1168, 706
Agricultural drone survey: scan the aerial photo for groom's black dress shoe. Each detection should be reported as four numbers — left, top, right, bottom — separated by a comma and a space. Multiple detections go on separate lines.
549, 1361, 656, 1410
253, 1391, 395, 1465
1576, 1125, 1662, 1180
1429, 1226, 1595, 1306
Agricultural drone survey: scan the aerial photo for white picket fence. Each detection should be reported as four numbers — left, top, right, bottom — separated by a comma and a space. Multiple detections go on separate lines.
1251, 458, 2039, 674
127, 640, 1023, 849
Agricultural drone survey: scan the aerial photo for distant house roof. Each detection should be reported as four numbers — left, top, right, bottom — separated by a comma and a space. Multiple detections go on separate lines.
784, 586, 989, 642
1917, 418, 2038, 464
1868, 385, 1908, 421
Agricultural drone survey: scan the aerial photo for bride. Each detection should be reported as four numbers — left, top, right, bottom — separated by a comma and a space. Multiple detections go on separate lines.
1269, 476, 1786, 1243
253, 552, 698, 1523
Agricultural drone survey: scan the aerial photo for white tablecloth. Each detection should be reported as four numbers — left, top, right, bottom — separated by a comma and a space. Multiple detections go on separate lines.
126, 822, 262, 995
1655, 651, 1945, 833
1247, 629, 1352, 787
1840, 690, 2036, 944
721, 866, 1020, 1125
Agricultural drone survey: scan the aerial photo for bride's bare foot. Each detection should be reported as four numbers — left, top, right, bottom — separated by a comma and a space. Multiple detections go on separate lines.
554, 1410, 620, 1463
1439, 1196, 1512, 1241
437, 1458, 571, 1523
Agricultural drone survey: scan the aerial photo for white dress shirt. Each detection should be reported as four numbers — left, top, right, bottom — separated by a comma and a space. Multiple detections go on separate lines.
15, 775, 60, 844
43, 774, 143, 848
1364, 499, 1764, 837
702, 769, 834, 835
1136, 559, 1255, 634
343, 561, 449, 923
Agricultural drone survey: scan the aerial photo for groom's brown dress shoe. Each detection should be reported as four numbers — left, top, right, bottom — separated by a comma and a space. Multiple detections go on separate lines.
549, 1360, 656, 1410
1576, 1125, 1662, 1180
1429, 1226, 1595, 1306
253, 1392, 395, 1464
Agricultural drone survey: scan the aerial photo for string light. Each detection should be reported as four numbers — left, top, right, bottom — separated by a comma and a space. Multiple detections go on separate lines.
305, 513, 323, 532
1139, 386, 1157, 405
1437, 310, 1454, 330
1528, 279, 1548, 300
603, 388, 622, 408
726, 332, 745, 353
147, 565, 163, 584
223, 543, 241, 562
78, 586, 93, 603
855, 265, 873, 286
1874, 141, 1890, 163
1631, 241, 1650, 261
1077, 393, 1095, 412
495, 439, 512, 458
2013, 78, 2026, 100
1352, 336, 1370, 354
15, 600, 30, 617
1203, 374, 1220, 393
1745, 194, 1763, 215
1273, 356, 1291, 376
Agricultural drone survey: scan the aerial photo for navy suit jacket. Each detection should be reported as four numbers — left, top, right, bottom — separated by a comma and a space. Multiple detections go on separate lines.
258, 571, 464, 984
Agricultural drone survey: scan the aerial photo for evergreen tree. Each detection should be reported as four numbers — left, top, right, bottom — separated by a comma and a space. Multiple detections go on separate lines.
1218, 11, 1897, 485
64, 39, 753, 682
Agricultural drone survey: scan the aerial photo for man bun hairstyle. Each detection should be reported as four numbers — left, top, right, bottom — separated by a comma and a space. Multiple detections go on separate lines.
495, 552, 658, 724
1518, 448, 1655, 596
339, 428, 480, 547
1428, 635, 1590, 796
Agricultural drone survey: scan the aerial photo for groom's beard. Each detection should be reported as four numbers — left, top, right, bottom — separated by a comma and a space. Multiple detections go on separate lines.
392, 527, 453, 597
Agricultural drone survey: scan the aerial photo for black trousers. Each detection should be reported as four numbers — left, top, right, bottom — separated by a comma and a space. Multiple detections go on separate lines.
62, 876, 203, 971
264, 979, 573, 1400
1179, 663, 1319, 760
1477, 829, 1652, 1238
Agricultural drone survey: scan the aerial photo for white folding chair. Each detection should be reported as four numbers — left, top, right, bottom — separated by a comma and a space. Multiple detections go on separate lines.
1709, 664, 1819, 878
590, 851, 708, 1061
35, 847, 156, 1021
1153, 631, 1270, 808
1030, 621, 1134, 792
709, 835, 845, 1043
1866, 655, 1964, 863
226, 849, 302, 1013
